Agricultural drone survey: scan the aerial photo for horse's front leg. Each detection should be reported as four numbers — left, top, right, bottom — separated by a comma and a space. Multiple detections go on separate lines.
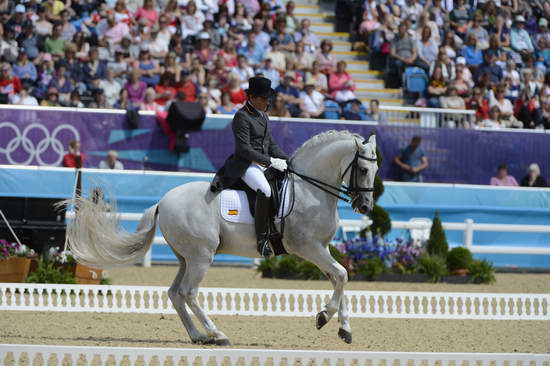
296, 244, 352, 344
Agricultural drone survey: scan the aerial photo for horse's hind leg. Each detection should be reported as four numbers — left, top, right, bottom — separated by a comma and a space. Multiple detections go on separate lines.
179, 248, 231, 346
168, 254, 211, 344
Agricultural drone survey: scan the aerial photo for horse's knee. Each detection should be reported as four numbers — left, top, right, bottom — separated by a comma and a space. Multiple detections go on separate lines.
184, 288, 199, 307
335, 266, 348, 285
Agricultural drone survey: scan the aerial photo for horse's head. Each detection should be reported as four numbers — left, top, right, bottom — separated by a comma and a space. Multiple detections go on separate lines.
343, 134, 378, 214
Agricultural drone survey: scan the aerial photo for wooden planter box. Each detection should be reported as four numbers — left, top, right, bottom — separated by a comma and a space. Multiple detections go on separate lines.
0, 257, 32, 283
61, 263, 103, 284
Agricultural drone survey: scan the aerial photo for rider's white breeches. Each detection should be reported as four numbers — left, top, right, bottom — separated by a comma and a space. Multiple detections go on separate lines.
242, 164, 271, 197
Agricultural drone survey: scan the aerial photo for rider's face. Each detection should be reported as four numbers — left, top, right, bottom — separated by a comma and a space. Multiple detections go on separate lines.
249, 95, 270, 112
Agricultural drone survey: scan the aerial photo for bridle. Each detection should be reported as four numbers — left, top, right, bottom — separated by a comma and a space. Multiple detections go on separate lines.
287, 149, 377, 203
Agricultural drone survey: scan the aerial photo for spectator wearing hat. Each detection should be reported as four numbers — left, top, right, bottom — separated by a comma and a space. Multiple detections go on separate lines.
511, 15, 534, 56
536, 18, 550, 46
41, 86, 61, 106
237, 32, 264, 68
490, 164, 518, 186
12, 51, 37, 87
256, 58, 280, 89
44, 0, 65, 21
299, 77, 325, 118
194, 32, 216, 69
454, 57, 474, 87
6, 4, 31, 37
44, 24, 65, 57
275, 71, 301, 117
520, 163, 548, 187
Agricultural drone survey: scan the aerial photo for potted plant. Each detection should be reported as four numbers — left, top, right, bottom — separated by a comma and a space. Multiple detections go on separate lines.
48, 247, 103, 285
0, 240, 37, 282
446, 247, 473, 276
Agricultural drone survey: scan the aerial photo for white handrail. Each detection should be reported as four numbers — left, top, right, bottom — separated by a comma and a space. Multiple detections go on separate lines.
1, 344, 547, 364
1, 283, 548, 320
65, 212, 550, 265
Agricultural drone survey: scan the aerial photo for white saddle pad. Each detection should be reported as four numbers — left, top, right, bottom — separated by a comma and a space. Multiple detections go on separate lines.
220, 182, 291, 224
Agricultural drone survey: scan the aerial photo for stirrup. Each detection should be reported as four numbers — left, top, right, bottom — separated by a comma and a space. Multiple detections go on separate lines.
258, 239, 273, 258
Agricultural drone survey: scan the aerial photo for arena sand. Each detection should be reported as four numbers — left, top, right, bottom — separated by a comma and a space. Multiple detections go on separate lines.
1, 266, 549, 353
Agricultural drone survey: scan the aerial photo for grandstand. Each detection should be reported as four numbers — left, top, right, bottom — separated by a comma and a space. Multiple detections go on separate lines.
1, 0, 548, 127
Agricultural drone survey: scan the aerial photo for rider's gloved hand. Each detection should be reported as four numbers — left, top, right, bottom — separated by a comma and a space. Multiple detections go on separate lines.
270, 157, 288, 172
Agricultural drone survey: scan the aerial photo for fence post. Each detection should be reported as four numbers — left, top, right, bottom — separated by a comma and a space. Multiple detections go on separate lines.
464, 219, 474, 249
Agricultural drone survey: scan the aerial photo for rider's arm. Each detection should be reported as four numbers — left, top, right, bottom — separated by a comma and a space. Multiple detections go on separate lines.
233, 113, 272, 166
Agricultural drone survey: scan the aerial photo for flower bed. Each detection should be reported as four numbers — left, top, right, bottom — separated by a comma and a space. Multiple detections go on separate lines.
0, 239, 37, 283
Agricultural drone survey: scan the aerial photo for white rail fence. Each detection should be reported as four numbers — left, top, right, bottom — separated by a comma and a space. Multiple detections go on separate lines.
1, 345, 548, 365
65, 212, 550, 266
1, 283, 548, 320
379, 105, 476, 128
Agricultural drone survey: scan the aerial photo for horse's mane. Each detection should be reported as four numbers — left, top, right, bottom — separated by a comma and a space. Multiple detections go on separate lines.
291, 130, 364, 159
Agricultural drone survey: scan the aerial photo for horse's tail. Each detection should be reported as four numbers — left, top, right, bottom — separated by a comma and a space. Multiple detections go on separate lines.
65, 195, 159, 268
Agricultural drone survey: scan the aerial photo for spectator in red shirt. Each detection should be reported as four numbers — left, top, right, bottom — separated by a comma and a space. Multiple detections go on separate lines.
135, 0, 158, 26
155, 72, 177, 107
0, 63, 22, 104
176, 69, 198, 102
223, 74, 246, 106
62, 140, 85, 168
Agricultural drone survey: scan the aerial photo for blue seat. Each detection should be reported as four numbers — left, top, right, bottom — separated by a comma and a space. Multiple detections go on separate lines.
324, 99, 341, 120
403, 67, 428, 94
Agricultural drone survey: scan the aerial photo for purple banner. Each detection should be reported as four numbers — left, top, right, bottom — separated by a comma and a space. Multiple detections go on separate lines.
0, 107, 548, 185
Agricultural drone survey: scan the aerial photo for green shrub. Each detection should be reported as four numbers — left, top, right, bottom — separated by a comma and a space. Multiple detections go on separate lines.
426, 212, 449, 257
298, 260, 324, 280
446, 247, 473, 272
26, 260, 76, 284
417, 254, 448, 283
272, 255, 301, 278
357, 257, 386, 281
373, 175, 385, 202
369, 204, 392, 237
256, 256, 277, 277
468, 259, 496, 284
329, 244, 345, 264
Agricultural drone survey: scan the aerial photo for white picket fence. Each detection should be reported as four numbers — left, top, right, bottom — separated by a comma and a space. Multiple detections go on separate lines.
1, 283, 548, 320
1, 344, 548, 365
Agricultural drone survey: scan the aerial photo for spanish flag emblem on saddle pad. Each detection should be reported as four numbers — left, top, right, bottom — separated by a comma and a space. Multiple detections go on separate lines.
227, 209, 238, 215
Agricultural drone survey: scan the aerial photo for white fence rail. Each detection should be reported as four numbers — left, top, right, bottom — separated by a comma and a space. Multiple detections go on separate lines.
1, 345, 548, 365
65, 213, 550, 267
379, 105, 476, 128
1, 283, 548, 320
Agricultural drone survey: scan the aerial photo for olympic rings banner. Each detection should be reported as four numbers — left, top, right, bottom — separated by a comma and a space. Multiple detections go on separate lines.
1, 106, 549, 185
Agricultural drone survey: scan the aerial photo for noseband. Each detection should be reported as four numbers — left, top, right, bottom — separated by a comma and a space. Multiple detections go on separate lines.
288, 149, 377, 203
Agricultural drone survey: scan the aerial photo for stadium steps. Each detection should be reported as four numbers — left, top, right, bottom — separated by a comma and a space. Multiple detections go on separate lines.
293, 0, 404, 106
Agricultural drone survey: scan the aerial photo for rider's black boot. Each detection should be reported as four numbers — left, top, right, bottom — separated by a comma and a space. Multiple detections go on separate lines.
255, 190, 272, 257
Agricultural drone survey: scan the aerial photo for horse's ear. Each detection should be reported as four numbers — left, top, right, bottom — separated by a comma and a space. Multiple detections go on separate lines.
363, 133, 376, 146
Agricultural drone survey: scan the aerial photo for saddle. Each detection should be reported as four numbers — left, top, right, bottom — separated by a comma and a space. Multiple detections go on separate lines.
213, 168, 290, 255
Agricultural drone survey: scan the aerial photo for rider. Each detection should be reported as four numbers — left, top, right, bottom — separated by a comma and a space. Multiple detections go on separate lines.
211, 76, 289, 257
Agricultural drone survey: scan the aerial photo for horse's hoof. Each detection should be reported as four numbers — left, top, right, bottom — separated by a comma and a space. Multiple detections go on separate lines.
338, 328, 352, 344
192, 337, 216, 345
316, 310, 329, 330
215, 338, 232, 346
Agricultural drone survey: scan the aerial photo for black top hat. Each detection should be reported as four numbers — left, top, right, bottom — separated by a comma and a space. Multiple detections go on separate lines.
246, 76, 275, 98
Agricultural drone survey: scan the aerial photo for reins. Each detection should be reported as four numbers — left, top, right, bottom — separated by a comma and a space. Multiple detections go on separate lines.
287, 151, 377, 203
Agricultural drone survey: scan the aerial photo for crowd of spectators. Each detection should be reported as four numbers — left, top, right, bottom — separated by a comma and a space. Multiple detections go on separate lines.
0, 0, 380, 121
358, 0, 550, 128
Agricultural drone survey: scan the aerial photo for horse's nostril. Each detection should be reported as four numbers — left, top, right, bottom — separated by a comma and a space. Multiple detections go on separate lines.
360, 204, 368, 212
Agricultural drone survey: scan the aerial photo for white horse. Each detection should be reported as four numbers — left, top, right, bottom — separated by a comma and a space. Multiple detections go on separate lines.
66, 130, 378, 345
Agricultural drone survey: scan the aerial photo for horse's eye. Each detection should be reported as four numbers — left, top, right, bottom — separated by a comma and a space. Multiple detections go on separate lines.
360, 168, 368, 174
